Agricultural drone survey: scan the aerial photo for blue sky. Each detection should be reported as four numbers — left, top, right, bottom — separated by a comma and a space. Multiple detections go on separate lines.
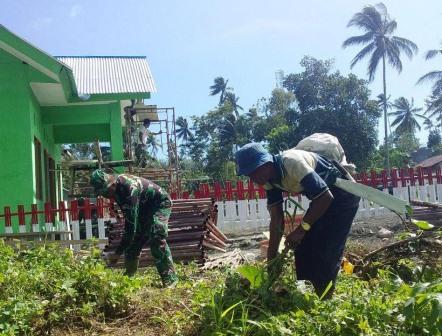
1, 0, 441, 145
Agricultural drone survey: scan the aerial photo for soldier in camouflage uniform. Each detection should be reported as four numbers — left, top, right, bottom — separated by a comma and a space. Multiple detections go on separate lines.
90, 170, 178, 286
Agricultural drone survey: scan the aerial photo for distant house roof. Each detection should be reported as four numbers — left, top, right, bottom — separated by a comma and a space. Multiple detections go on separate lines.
415, 154, 442, 168
55, 56, 157, 95
411, 147, 433, 164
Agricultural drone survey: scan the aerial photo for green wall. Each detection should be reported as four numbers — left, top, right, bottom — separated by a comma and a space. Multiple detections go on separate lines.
0, 50, 127, 231
0, 62, 34, 216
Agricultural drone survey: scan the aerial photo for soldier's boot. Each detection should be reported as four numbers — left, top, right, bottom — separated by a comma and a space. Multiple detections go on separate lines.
124, 257, 139, 277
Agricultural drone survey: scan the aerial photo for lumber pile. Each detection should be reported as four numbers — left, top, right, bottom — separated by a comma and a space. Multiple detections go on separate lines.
105, 198, 228, 267
201, 249, 246, 270
410, 200, 442, 227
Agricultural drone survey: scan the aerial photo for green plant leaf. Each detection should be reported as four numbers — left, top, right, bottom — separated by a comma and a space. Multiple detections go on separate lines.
411, 220, 434, 230
220, 301, 243, 319
319, 281, 334, 300
237, 265, 265, 289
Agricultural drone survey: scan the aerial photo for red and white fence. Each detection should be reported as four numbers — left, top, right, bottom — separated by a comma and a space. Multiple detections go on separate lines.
1, 167, 441, 238
0, 198, 115, 249
171, 167, 442, 234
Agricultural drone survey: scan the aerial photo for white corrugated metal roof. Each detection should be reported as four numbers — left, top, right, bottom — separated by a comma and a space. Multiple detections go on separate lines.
55, 56, 156, 95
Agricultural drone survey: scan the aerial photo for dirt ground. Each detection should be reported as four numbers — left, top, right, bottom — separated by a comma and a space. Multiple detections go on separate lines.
219, 213, 406, 261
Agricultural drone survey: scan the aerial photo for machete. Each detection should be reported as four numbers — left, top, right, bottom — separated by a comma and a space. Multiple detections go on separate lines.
334, 177, 409, 215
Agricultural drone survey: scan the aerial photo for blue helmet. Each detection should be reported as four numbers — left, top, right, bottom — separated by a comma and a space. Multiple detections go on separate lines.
235, 143, 273, 176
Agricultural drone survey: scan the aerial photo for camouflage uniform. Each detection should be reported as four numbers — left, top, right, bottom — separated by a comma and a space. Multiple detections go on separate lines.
113, 174, 177, 285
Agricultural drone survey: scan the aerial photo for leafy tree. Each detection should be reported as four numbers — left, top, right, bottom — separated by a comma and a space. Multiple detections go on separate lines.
393, 131, 420, 154
343, 2, 418, 170
267, 88, 296, 116
209, 77, 229, 105
266, 125, 292, 153
427, 129, 442, 150
368, 146, 410, 171
176, 117, 193, 143
389, 97, 426, 135
282, 56, 381, 169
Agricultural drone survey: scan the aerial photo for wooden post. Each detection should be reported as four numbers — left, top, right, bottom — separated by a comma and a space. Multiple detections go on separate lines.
70, 200, 80, 250
31, 204, 39, 233
83, 198, 93, 239
4, 206, 12, 234
44, 202, 53, 232
17, 205, 26, 233
96, 197, 106, 248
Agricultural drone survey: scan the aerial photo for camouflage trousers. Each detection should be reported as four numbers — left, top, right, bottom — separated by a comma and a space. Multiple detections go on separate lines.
124, 199, 178, 285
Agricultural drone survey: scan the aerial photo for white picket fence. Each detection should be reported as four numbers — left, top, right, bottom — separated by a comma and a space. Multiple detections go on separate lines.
215, 182, 442, 235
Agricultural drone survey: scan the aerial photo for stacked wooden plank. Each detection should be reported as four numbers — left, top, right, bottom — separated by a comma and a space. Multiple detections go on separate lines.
105, 198, 228, 267
410, 200, 442, 227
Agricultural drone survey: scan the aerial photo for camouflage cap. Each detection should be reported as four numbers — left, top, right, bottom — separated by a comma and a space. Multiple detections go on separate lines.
90, 169, 112, 192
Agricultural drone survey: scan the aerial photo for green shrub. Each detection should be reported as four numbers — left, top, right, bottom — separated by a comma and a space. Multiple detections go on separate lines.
0, 241, 140, 334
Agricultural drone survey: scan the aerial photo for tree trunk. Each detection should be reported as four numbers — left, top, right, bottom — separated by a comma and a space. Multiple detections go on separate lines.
382, 55, 390, 173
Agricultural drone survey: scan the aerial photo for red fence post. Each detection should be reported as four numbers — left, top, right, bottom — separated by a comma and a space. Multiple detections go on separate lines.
4, 206, 11, 227
225, 181, 233, 201
370, 170, 378, 188
203, 183, 210, 198
426, 167, 434, 185
70, 200, 79, 221
194, 189, 201, 198
31, 204, 38, 226
182, 191, 189, 199
58, 201, 66, 222
83, 198, 91, 220
390, 169, 398, 188
408, 168, 416, 186
381, 170, 388, 189
417, 167, 424, 186
247, 179, 255, 200
213, 182, 222, 201
44, 202, 52, 223
399, 168, 407, 187
436, 167, 442, 184
237, 180, 245, 200
17, 205, 25, 227
96, 197, 104, 219
360, 172, 368, 186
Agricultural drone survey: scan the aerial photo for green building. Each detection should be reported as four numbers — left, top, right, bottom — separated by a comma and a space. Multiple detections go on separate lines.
0, 25, 156, 218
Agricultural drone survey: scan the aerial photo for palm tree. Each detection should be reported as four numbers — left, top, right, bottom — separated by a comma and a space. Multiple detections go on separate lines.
417, 43, 442, 131
376, 93, 393, 134
176, 117, 193, 143
343, 3, 418, 171
389, 97, 427, 135
423, 117, 434, 131
417, 43, 442, 89
425, 90, 442, 131
209, 77, 229, 105
224, 91, 243, 118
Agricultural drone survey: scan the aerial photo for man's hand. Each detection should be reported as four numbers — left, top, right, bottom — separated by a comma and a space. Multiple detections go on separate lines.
285, 226, 306, 249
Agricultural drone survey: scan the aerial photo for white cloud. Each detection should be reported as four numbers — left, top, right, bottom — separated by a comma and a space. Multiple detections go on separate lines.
32, 17, 53, 30
69, 5, 82, 18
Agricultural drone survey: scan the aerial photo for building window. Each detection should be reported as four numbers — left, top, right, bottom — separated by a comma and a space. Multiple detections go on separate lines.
34, 137, 42, 200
